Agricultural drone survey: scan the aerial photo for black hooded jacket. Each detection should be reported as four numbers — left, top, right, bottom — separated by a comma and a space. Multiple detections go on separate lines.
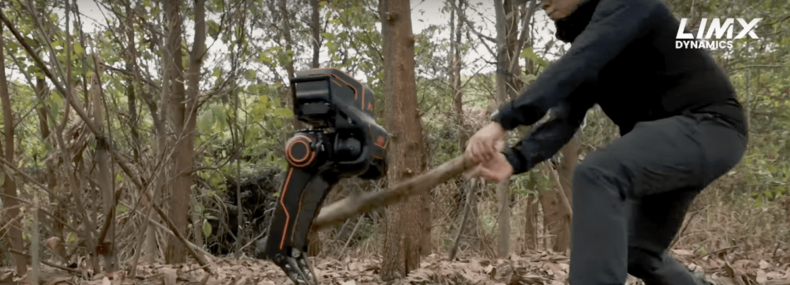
492, 0, 747, 175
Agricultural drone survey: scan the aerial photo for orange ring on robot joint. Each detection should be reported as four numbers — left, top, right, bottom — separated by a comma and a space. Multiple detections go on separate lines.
294, 134, 313, 142
284, 134, 314, 165
287, 140, 311, 164
290, 151, 316, 168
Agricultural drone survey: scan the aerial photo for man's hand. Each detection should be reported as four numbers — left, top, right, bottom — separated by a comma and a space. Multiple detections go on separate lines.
466, 122, 507, 164
464, 152, 514, 182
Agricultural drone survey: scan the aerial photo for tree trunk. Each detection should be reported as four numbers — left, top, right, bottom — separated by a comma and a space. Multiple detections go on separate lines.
90, 54, 117, 272
494, 0, 511, 259
310, 0, 321, 68
146, 1, 168, 264
379, 0, 424, 279
553, 136, 579, 253
516, 0, 540, 253
307, 0, 324, 257
523, 171, 539, 251
278, 0, 302, 130
447, 0, 478, 250
126, 1, 140, 162
538, 163, 563, 252
421, 140, 432, 256
36, 77, 63, 241
163, 0, 188, 264
504, 0, 522, 100
0, 20, 28, 277
187, 0, 207, 251
278, 0, 319, 255
451, 0, 467, 151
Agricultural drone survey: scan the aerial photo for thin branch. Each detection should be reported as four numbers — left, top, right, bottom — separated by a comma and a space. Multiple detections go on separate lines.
19, 0, 68, 87
2, 12, 146, 236
509, 0, 537, 74
549, 166, 572, 218
449, 0, 496, 57
0, 10, 101, 144
0, 156, 65, 204
449, 181, 475, 260
9, 249, 84, 275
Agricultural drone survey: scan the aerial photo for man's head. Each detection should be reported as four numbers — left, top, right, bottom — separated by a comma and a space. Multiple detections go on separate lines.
540, 0, 585, 21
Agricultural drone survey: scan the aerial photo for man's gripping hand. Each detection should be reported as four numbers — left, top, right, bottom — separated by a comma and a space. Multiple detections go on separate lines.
465, 122, 507, 164
464, 126, 513, 182
464, 152, 514, 182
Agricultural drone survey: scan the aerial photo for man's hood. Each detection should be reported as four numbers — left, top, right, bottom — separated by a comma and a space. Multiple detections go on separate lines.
554, 0, 602, 43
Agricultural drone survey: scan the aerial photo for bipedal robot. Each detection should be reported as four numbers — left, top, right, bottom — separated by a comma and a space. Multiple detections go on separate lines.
255, 68, 388, 285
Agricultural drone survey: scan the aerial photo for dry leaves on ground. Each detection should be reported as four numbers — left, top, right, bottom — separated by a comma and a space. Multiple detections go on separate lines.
11, 248, 790, 285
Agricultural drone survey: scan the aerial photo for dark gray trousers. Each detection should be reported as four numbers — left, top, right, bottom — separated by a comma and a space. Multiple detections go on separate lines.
567, 113, 747, 285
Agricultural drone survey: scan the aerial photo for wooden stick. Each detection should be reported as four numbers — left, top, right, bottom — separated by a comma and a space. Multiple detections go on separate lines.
312, 156, 475, 230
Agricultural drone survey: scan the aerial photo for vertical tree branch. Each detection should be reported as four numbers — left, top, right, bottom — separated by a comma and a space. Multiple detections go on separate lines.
311, 0, 321, 68
493, 0, 511, 259
0, 9, 28, 276
163, 0, 189, 264
90, 52, 117, 272
185, 0, 207, 254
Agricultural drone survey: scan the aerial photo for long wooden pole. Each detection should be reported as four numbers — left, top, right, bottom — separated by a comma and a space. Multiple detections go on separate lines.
312, 156, 475, 230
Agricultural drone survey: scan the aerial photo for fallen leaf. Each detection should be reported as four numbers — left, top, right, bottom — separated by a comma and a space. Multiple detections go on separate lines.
760, 260, 771, 270
234, 277, 249, 285
710, 259, 723, 269
163, 268, 177, 285
766, 271, 784, 279
42, 276, 72, 285
484, 265, 494, 274
559, 262, 569, 271
757, 270, 767, 284
735, 260, 757, 270
407, 268, 432, 281
545, 262, 562, 275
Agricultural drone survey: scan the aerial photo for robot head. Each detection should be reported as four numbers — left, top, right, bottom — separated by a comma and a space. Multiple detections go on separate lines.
290, 68, 387, 180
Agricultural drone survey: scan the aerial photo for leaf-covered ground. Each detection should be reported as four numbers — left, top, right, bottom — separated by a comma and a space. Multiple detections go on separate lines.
5, 249, 789, 285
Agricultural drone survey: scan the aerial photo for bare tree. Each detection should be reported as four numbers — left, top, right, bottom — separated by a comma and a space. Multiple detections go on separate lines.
493, 0, 512, 258
310, 0, 322, 68
554, 136, 580, 252
186, 0, 207, 250
0, 15, 28, 277
379, 0, 425, 279
163, 0, 189, 264
89, 53, 117, 271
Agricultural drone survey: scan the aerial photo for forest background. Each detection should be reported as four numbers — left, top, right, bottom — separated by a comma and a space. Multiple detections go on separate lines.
0, 0, 788, 284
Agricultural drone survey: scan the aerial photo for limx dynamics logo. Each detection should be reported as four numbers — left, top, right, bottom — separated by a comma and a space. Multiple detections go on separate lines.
676, 18, 761, 50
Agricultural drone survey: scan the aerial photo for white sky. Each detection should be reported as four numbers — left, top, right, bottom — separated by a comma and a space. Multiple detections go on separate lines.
56, 0, 563, 78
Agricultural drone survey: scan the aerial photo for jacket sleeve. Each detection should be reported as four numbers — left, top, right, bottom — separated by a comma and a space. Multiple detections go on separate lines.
502, 97, 593, 175
492, 0, 660, 130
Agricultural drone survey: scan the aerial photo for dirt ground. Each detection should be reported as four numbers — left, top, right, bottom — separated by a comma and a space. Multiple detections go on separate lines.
3, 248, 788, 285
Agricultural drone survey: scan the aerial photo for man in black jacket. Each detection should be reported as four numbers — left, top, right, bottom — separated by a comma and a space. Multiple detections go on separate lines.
464, 0, 748, 284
